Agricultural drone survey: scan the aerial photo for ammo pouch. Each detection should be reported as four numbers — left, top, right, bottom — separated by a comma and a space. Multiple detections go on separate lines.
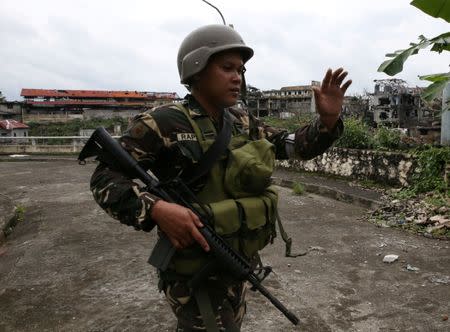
225, 138, 275, 198
168, 103, 279, 276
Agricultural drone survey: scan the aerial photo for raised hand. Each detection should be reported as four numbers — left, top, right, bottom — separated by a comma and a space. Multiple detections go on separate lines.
312, 68, 352, 130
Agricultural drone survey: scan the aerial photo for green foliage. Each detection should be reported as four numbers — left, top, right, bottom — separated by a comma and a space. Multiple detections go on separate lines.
419, 72, 450, 103
14, 204, 26, 223
391, 188, 417, 200
335, 118, 374, 149
424, 192, 449, 208
412, 146, 450, 193
411, 0, 450, 22
378, 1, 450, 103
378, 33, 450, 76
373, 126, 403, 150
292, 182, 305, 195
262, 114, 313, 132
28, 118, 128, 136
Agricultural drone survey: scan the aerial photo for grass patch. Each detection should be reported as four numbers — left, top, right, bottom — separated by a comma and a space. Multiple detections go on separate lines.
292, 182, 305, 195
15, 204, 26, 223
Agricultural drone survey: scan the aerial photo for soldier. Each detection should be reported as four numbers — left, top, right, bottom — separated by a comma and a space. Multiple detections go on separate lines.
90, 24, 351, 331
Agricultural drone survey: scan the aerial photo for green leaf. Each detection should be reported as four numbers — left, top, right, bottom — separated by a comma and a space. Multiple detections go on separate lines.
419, 72, 450, 82
430, 33, 450, 52
411, 0, 450, 23
378, 32, 450, 76
378, 40, 431, 76
419, 73, 450, 101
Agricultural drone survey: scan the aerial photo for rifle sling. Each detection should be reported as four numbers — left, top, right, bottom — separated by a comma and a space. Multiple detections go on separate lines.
183, 109, 232, 185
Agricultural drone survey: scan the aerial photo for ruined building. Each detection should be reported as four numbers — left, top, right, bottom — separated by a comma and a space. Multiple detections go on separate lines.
368, 79, 437, 128
247, 81, 320, 118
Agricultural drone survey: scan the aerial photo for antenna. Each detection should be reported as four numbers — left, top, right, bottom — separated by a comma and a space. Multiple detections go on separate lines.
201, 0, 226, 25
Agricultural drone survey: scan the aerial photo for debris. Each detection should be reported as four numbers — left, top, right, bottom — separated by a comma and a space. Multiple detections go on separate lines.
406, 264, 419, 271
437, 206, 448, 214
429, 276, 450, 285
366, 192, 450, 239
443, 315, 448, 321
383, 254, 399, 263
429, 215, 449, 224
308, 246, 326, 252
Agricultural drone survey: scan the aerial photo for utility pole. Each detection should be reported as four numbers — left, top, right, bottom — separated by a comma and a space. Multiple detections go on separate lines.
441, 83, 450, 146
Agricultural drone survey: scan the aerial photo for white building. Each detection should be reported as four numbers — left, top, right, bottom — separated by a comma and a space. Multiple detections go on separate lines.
0, 120, 29, 137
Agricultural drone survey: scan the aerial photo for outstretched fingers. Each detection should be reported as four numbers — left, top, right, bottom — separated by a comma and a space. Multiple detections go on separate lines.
335, 71, 348, 86
321, 68, 332, 88
330, 68, 344, 85
341, 79, 353, 93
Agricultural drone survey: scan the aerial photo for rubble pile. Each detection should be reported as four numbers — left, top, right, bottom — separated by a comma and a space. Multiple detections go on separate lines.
367, 192, 450, 239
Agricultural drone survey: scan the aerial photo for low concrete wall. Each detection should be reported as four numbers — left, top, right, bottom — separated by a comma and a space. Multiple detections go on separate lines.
0, 145, 81, 154
277, 147, 417, 187
0, 143, 417, 187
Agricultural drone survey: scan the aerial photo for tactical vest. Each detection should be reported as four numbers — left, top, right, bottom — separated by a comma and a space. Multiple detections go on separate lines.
168, 103, 279, 276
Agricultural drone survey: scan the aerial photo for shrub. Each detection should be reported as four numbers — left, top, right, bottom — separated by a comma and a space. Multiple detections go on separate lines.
292, 182, 305, 195
412, 146, 450, 194
374, 126, 403, 150
335, 118, 373, 149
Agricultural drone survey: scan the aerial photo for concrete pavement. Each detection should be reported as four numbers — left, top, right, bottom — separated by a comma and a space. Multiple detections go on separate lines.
0, 160, 448, 331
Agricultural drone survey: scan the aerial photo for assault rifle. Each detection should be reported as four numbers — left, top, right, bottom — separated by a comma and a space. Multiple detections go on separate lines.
78, 127, 300, 326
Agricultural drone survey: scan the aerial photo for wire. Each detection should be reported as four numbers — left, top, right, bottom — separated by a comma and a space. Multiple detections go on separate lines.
201, 0, 226, 25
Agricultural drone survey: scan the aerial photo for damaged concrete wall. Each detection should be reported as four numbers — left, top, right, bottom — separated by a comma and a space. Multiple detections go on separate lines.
277, 148, 417, 187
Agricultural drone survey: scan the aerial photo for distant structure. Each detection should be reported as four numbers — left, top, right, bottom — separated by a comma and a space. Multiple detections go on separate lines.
0, 91, 23, 121
368, 79, 437, 127
367, 79, 440, 143
247, 81, 368, 119
0, 119, 29, 137
247, 81, 320, 118
20, 89, 180, 122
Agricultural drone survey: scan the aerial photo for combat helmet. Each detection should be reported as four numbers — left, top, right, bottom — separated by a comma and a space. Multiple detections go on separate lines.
177, 24, 254, 85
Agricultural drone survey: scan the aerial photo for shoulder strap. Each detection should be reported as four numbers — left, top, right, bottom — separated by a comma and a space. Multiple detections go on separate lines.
174, 103, 232, 185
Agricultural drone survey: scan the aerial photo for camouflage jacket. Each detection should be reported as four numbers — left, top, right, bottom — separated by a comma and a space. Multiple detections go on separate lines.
90, 94, 343, 231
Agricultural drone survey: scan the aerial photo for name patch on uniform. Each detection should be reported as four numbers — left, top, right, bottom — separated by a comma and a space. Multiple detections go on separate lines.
177, 133, 197, 141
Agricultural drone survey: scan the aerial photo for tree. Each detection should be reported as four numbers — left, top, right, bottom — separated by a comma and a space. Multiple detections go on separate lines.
377, 0, 450, 104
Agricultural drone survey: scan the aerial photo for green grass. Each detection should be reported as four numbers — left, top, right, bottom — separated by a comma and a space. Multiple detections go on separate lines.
292, 182, 305, 195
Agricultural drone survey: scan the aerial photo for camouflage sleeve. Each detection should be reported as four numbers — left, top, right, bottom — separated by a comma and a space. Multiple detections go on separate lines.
249, 112, 343, 160
288, 117, 344, 160
90, 162, 160, 232
89, 112, 168, 232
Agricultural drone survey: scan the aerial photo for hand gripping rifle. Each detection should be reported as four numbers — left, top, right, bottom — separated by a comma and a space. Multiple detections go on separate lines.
78, 127, 300, 326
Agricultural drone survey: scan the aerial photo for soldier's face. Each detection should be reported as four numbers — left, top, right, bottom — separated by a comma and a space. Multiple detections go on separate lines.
195, 51, 244, 108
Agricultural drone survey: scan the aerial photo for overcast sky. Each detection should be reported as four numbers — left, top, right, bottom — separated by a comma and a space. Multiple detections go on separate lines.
1, 0, 449, 100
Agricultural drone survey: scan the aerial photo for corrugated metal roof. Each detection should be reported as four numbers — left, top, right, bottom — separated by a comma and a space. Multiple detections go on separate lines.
0, 120, 29, 130
21, 89, 153, 99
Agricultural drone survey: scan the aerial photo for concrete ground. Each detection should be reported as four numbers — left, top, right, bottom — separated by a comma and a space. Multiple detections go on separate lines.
0, 161, 449, 332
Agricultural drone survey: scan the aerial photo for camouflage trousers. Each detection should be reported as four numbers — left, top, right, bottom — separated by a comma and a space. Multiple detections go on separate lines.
162, 276, 248, 331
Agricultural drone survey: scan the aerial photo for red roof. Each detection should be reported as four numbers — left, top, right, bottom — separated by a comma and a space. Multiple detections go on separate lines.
0, 120, 29, 130
21, 89, 152, 99
24, 100, 151, 107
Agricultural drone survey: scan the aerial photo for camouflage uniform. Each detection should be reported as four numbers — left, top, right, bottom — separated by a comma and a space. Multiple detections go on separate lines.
90, 94, 343, 330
